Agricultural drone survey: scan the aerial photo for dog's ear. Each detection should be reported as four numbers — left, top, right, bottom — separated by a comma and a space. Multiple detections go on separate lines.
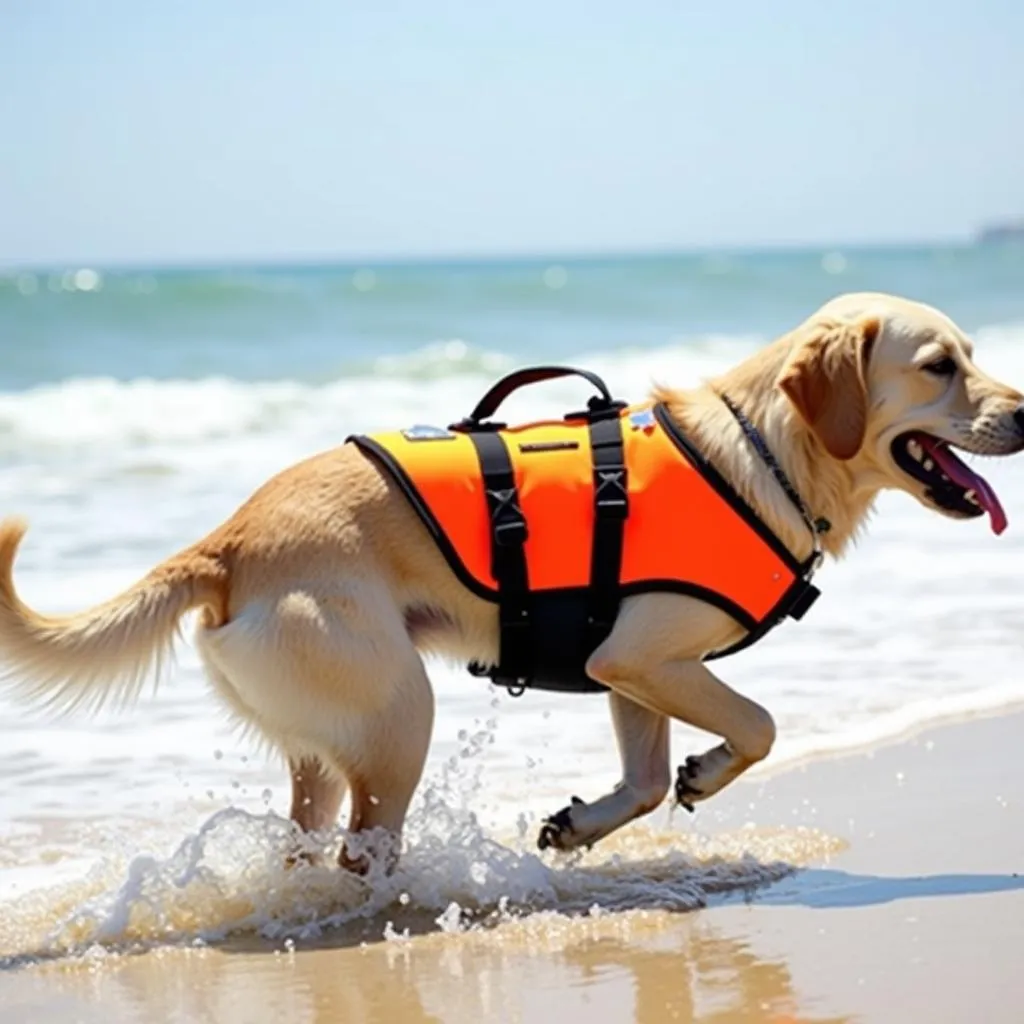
777, 317, 880, 460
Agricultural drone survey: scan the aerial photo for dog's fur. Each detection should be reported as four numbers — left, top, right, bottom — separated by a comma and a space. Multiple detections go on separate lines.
1, 292, 1022, 867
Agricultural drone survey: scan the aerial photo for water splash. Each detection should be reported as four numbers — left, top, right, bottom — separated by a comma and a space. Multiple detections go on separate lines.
0, 718, 842, 965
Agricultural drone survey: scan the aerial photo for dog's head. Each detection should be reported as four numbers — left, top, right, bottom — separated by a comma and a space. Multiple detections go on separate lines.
777, 292, 1024, 534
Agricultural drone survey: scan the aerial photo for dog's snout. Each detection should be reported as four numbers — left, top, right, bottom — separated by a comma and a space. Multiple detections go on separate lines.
1014, 403, 1024, 435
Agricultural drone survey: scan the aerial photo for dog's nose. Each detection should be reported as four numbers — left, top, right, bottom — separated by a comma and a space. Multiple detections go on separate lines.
1015, 403, 1024, 435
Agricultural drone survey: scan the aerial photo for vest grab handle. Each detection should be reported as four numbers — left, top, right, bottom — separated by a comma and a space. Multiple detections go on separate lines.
450, 365, 625, 432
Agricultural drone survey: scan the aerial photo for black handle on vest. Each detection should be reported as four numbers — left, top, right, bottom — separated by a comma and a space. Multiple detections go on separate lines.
451, 366, 624, 431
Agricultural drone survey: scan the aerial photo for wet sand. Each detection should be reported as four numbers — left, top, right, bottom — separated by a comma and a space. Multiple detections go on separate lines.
3, 709, 1023, 1023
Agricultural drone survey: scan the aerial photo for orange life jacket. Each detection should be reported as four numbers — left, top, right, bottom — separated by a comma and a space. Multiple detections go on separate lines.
350, 367, 819, 694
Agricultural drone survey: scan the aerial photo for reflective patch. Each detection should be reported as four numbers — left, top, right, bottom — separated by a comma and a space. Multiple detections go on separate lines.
629, 408, 656, 430
401, 424, 457, 442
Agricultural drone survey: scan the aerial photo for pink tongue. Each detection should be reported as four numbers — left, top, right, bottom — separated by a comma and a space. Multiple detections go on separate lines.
919, 436, 1007, 535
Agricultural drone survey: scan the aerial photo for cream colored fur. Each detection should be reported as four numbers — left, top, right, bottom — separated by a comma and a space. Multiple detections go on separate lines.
1, 292, 1022, 866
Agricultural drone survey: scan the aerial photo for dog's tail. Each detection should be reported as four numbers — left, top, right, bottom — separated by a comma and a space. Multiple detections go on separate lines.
0, 517, 229, 715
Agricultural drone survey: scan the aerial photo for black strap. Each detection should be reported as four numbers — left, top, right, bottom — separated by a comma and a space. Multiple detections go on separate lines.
586, 414, 628, 646
719, 392, 831, 543
466, 430, 532, 682
452, 366, 622, 431
784, 579, 821, 620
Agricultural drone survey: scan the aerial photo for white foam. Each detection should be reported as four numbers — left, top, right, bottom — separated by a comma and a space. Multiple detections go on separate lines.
0, 337, 758, 456
0, 323, 1020, 454
0, 752, 837, 963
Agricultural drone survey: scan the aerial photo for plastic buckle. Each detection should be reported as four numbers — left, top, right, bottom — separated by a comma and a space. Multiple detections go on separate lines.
786, 581, 821, 621
564, 398, 627, 423
448, 417, 507, 433
494, 520, 527, 545
594, 468, 629, 518
489, 488, 529, 545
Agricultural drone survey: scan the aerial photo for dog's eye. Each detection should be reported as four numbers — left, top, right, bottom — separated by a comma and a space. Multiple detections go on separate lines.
923, 356, 957, 376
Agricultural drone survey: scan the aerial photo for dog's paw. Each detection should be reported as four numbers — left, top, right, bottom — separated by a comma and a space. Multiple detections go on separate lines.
537, 795, 585, 851
674, 756, 706, 813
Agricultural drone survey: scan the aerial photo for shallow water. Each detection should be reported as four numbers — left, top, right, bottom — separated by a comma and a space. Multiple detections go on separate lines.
1, 245, 1023, 957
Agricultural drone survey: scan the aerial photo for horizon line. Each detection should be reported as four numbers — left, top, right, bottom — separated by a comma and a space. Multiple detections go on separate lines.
0, 231, 1006, 275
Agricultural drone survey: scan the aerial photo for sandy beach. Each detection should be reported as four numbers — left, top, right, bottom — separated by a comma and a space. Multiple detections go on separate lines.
1, 708, 1021, 1023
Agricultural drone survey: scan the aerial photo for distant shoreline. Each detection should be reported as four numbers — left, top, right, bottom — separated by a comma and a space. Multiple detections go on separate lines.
977, 221, 1024, 245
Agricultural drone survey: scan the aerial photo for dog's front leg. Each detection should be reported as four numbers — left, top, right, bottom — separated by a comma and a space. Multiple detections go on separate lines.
655, 659, 776, 812
583, 600, 777, 815
595, 656, 776, 812
537, 692, 670, 852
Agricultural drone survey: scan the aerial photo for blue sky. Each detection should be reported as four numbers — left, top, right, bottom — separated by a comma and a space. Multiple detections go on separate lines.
3, 1, 1022, 266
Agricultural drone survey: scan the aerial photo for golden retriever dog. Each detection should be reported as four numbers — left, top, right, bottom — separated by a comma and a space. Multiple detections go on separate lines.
1, 291, 1022, 869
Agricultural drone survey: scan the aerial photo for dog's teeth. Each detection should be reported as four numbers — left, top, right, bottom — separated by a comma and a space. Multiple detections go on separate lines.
908, 439, 923, 460
923, 458, 934, 471
965, 489, 978, 504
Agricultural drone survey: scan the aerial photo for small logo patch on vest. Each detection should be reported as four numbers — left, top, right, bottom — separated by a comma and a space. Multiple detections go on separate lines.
629, 409, 656, 430
518, 441, 580, 453
401, 424, 457, 442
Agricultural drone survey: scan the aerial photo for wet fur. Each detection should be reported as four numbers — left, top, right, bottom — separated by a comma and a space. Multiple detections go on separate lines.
1, 292, 1022, 866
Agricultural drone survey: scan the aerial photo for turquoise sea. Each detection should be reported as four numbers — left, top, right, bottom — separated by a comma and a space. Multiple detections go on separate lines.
3, 245, 1024, 389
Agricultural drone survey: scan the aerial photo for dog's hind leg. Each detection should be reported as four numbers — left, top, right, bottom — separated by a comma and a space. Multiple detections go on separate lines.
284, 756, 348, 865
538, 692, 670, 852
289, 756, 347, 832
196, 581, 435, 874
335, 654, 435, 874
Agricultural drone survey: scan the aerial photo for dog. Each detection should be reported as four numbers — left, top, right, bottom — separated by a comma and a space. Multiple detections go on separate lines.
1, 291, 1022, 869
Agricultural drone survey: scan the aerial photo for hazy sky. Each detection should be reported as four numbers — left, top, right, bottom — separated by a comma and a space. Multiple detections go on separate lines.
3, 1, 1022, 266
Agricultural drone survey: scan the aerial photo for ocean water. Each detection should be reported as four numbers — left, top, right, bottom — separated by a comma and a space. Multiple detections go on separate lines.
2, 244, 1024, 962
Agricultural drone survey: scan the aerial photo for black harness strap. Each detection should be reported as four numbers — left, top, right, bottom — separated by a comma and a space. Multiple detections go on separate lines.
719, 392, 831, 553
466, 430, 532, 683
716, 392, 825, 624
440, 365, 827, 697
586, 413, 629, 649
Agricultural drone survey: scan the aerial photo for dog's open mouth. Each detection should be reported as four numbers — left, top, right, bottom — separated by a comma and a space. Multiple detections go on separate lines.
891, 432, 1007, 535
